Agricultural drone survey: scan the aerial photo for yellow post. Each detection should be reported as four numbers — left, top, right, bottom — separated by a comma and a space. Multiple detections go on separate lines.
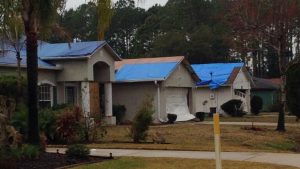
213, 113, 222, 169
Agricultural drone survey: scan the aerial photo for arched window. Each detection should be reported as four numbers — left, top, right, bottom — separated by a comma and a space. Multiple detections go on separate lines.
39, 84, 52, 108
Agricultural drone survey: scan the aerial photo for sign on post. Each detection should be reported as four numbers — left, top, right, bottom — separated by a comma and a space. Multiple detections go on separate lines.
213, 113, 222, 169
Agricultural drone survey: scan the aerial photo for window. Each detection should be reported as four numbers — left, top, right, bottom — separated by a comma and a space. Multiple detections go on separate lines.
39, 84, 52, 108
65, 86, 76, 105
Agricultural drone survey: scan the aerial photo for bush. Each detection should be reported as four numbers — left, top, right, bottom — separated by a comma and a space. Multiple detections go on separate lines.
56, 106, 83, 143
195, 112, 205, 121
167, 114, 177, 124
221, 99, 245, 117
0, 75, 26, 98
113, 105, 126, 124
130, 97, 154, 143
21, 145, 40, 159
251, 95, 263, 115
65, 144, 90, 159
286, 63, 300, 119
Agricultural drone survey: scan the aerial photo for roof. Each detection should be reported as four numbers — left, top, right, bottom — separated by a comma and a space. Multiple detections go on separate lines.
38, 41, 121, 61
0, 40, 121, 70
0, 51, 59, 70
252, 77, 280, 90
191, 63, 244, 89
115, 56, 199, 82
115, 56, 184, 70
266, 78, 282, 85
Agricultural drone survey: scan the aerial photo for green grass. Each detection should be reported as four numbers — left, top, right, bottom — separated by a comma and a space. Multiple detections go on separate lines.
70, 157, 299, 169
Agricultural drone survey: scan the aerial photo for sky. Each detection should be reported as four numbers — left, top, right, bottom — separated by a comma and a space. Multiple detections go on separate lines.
66, 0, 168, 10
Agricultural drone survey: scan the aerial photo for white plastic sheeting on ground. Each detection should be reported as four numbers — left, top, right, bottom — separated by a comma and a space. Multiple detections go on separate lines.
166, 89, 195, 121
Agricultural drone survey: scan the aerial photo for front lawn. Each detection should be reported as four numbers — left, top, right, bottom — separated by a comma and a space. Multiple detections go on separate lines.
204, 113, 298, 123
70, 157, 299, 169
88, 123, 300, 152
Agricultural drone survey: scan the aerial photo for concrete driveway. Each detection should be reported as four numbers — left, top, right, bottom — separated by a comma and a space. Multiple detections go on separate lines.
46, 148, 300, 168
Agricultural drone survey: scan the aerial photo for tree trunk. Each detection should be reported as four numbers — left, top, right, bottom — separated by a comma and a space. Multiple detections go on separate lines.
276, 44, 286, 132
24, 24, 40, 145
16, 51, 22, 101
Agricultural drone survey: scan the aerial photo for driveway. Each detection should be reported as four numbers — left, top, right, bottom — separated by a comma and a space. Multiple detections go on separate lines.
47, 148, 300, 168
199, 121, 299, 127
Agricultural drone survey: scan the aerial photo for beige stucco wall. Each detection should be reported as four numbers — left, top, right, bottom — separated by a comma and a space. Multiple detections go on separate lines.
87, 48, 115, 82
112, 82, 158, 122
52, 59, 88, 82
193, 86, 232, 113
50, 48, 115, 82
163, 63, 195, 87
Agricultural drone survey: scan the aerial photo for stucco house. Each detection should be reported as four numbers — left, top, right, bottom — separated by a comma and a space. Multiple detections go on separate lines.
0, 41, 121, 124
113, 56, 199, 123
191, 63, 252, 114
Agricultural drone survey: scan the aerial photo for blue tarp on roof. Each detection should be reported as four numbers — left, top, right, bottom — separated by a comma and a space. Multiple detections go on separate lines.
191, 63, 244, 89
116, 62, 178, 82
38, 41, 106, 58
0, 51, 57, 69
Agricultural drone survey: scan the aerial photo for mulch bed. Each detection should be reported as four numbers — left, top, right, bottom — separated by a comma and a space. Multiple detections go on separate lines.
1, 152, 109, 169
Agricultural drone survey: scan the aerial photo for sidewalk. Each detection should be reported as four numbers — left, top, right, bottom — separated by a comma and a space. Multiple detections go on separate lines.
200, 121, 299, 127
46, 148, 300, 168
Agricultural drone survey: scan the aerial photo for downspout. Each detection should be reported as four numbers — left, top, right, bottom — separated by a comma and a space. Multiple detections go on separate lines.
155, 80, 166, 123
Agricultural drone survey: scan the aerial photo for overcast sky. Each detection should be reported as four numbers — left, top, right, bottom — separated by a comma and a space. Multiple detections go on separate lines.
66, 0, 168, 10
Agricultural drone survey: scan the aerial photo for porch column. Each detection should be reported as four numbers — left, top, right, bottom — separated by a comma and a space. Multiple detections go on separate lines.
104, 82, 116, 125
81, 82, 90, 117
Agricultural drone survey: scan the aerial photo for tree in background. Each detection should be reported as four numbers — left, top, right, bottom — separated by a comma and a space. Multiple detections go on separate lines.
286, 61, 300, 121
59, 0, 231, 62
227, 0, 300, 131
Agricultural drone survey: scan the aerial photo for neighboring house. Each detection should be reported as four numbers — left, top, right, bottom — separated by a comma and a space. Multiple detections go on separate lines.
113, 56, 199, 123
251, 77, 280, 112
0, 41, 121, 124
191, 63, 252, 114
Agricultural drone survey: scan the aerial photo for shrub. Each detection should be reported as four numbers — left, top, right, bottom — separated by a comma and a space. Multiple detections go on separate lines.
167, 114, 177, 124
0, 75, 26, 98
195, 112, 205, 121
65, 144, 90, 159
56, 106, 83, 143
286, 63, 300, 119
21, 144, 40, 159
251, 95, 263, 115
221, 99, 245, 117
130, 97, 154, 143
113, 105, 126, 124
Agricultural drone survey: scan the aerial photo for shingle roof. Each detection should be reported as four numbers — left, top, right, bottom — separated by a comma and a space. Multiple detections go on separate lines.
252, 77, 280, 90
115, 56, 184, 70
191, 63, 244, 89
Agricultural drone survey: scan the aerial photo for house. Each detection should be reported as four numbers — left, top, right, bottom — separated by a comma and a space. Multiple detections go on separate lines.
0, 41, 121, 124
251, 77, 280, 112
191, 63, 252, 114
113, 56, 199, 123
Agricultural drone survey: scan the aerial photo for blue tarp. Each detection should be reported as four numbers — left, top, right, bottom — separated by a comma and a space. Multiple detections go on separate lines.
38, 41, 106, 58
191, 63, 244, 89
0, 51, 57, 69
116, 62, 178, 82
0, 41, 107, 69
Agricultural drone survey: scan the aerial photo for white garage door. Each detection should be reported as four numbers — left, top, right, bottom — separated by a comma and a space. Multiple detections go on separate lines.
166, 88, 195, 122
